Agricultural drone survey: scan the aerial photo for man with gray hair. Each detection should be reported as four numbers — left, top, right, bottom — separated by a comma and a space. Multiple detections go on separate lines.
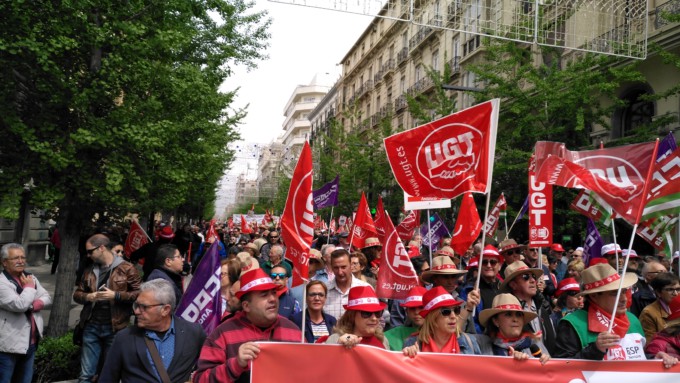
0, 243, 52, 383
311, 244, 335, 283
631, 259, 667, 316
99, 279, 206, 383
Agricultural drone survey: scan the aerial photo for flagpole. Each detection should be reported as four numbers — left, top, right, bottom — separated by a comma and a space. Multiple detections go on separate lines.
474, 192, 493, 292
300, 281, 308, 343
611, 219, 619, 272
505, 206, 523, 240
426, 209, 433, 266
327, 206, 334, 245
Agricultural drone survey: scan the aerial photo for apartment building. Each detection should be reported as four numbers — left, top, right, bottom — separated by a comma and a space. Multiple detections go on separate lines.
257, 138, 284, 203
235, 173, 259, 207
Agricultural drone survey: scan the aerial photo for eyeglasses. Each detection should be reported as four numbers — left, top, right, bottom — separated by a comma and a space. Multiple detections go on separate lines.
270, 273, 287, 279
308, 292, 326, 298
359, 310, 384, 319
132, 302, 165, 312
270, 236, 279, 239
564, 291, 579, 297
505, 249, 523, 255
86, 246, 100, 255
520, 273, 538, 281
440, 306, 462, 316
482, 259, 498, 266
663, 287, 680, 294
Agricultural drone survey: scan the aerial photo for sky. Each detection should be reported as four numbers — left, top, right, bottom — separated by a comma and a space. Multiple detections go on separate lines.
215, 0, 373, 212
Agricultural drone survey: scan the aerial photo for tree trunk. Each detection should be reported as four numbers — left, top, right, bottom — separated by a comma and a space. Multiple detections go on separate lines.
45, 201, 85, 337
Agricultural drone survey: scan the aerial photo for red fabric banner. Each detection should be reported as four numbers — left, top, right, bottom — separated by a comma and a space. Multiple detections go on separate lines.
279, 142, 314, 287
374, 196, 387, 244
450, 193, 482, 255
529, 155, 553, 247
375, 205, 419, 299
240, 215, 253, 234
350, 192, 378, 249
482, 193, 506, 239
124, 220, 150, 257
252, 343, 679, 383
383, 99, 499, 199
534, 141, 657, 224
205, 220, 218, 242
396, 210, 421, 243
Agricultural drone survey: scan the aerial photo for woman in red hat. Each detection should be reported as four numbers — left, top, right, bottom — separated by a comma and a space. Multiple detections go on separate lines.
549, 277, 583, 330
402, 286, 481, 356
324, 286, 389, 349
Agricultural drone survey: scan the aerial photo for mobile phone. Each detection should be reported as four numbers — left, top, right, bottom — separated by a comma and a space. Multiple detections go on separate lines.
99, 285, 107, 291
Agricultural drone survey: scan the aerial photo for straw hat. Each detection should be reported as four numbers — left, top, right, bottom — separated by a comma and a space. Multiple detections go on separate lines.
576, 263, 637, 297
479, 293, 538, 328
400, 286, 428, 308
500, 261, 543, 290
235, 268, 276, 298
244, 242, 259, 256
421, 256, 467, 283
555, 277, 580, 297
588, 258, 609, 267
343, 286, 387, 312
362, 237, 382, 249
436, 246, 455, 258
309, 248, 323, 263
253, 238, 268, 251
419, 286, 462, 317
498, 239, 526, 255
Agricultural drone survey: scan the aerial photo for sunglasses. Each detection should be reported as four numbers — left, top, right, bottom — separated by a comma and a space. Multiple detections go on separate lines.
86, 246, 100, 255
482, 259, 498, 266
359, 309, 384, 319
520, 273, 538, 281
505, 249, 523, 255
564, 291, 579, 297
440, 306, 462, 316
270, 273, 287, 279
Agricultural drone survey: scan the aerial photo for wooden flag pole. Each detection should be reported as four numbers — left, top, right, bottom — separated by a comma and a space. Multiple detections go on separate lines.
327, 206, 334, 245
300, 281, 308, 343
474, 191, 493, 292
426, 209, 433, 267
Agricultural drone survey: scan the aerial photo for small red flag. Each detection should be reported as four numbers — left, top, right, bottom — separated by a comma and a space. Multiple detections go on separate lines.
450, 193, 482, 256
124, 220, 150, 257
350, 192, 378, 249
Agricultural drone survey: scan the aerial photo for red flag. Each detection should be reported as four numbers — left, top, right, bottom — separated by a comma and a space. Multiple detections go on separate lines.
227, 217, 234, 229
374, 196, 387, 243
534, 141, 657, 224
643, 145, 680, 220
375, 208, 420, 300
482, 193, 507, 239
240, 215, 253, 234
206, 220, 219, 241
528, 155, 553, 247
330, 218, 337, 234
350, 192, 378, 249
396, 210, 421, 243
280, 142, 314, 287
124, 220, 150, 257
383, 99, 499, 199
450, 193, 482, 255
321, 219, 328, 231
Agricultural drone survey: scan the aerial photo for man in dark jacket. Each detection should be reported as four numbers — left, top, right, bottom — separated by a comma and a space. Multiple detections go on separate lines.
99, 279, 206, 383
147, 244, 185, 307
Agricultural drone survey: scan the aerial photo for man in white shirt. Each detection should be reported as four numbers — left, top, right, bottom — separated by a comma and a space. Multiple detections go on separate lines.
323, 248, 369, 319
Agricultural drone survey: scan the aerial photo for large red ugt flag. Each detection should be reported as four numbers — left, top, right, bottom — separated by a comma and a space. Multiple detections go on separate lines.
383, 99, 499, 199
279, 142, 315, 286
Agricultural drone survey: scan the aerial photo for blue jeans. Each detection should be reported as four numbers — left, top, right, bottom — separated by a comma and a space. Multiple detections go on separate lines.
79, 322, 115, 383
0, 344, 37, 383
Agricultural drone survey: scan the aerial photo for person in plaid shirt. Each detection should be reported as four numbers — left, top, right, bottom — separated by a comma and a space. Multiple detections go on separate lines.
192, 268, 301, 383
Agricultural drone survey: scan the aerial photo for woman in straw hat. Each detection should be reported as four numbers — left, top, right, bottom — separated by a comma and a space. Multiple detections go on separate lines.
554, 263, 678, 367
402, 287, 482, 357
325, 286, 389, 349
479, 293, 550, 364
646, 294, 680, 360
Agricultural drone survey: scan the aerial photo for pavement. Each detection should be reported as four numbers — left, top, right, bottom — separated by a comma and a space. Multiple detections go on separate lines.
26, 261, 82, 330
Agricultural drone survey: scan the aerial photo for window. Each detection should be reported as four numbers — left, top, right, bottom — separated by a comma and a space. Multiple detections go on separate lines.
415, 64, 423, 82
432, 49, 439, 71
612, 85, 655, 139
400, 75, 406, 93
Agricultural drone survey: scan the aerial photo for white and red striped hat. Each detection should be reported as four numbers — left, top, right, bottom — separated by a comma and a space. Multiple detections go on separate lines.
235, 268, 276, 299
343, 286, 387, 312
418, 286, 462, 317
400, 286, 428, 308
555, 277, 580, 297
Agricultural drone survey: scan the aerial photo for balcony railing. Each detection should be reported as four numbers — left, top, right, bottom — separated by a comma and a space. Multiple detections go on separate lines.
371, 113, 381, 126
397, 47, 409, 65
448, 56, 461, 75
447, 0, 461, 21
394, 95, 407, 111
655, 0, 680, 29
380, 102, 393, 117
409, 24, 434, 51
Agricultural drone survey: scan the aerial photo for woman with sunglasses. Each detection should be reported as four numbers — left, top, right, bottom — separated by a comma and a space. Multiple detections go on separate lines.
326, 286, 389, 349
402, 286, 482, 357
479, 294, 550, 364
549, 278, 583, 334
292, 280, 337, 343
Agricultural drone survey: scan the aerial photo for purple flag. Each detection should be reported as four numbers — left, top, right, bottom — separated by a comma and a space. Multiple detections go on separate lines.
658, 132, 678, 160
517, 196, 529, 220
420, 213, 451, 251
176, 241, 222, 335
583, 218, 604, 266
312, 175, 339, 209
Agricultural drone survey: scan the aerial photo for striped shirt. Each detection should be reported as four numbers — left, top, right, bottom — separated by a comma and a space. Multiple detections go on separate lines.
323, 276, 370, 320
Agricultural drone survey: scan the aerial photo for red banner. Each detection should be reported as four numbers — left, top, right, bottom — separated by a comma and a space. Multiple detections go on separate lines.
252, 343, 679, 383
350, 192, 378, 249
240, 214, 253, 234
529, 155, 553, 247
483, 193, 506, 239
383, 99, 499, 199
396, 210, 421, 243
534, 141, 657, 224
374, 196, 387, 244
280, 142, 314, 287
124, 220, 150, 257
372, 209, 419, 300
450, 193, 482, 255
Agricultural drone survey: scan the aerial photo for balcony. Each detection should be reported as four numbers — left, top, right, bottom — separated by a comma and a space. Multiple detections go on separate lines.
448, 56, 461, 76
380, 102, 393, 117
374, 70, 383, 84
447, 0, 461, 22
371, 113, 381, 126
397, 47, 409, 66
394, 95, 407, 112
381, 59, 395, 76
356, 80, 373, 98
409, 24, 435, 51
655, 0, 680, 29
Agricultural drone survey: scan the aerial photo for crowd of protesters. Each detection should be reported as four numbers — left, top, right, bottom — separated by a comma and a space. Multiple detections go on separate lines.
3, 217, 680, 382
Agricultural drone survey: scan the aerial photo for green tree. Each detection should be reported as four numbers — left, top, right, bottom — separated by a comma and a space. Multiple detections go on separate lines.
0, 1, 270, 336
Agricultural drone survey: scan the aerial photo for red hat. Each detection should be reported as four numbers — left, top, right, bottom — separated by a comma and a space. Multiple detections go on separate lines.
622, 249, 639, 258
419, 286, 462, 317
159, 226, 175, 239
555, 277, 580, 297
343, 286, 386, 312
667, 295, 680, 323
600, 243, 622, 256
235, 268, 276, 298
550, 243, 565, 252
400, 286, 428, 308
589, 258, 610, 267
482, 245, 502, 260
466, 256, 479, 270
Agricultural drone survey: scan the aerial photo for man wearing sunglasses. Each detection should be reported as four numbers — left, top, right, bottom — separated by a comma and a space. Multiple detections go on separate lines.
259, 231, 283, 263
498, 239, 526, 278
501, 261, 556, 355
270, 265, 301, 320
73, 234, 142, 383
